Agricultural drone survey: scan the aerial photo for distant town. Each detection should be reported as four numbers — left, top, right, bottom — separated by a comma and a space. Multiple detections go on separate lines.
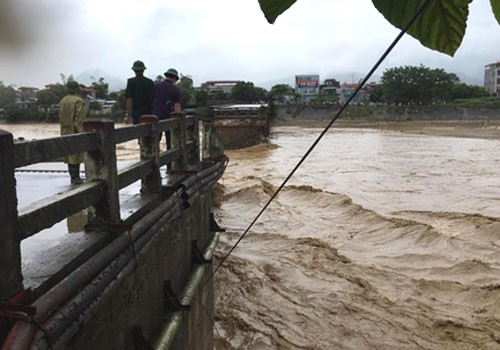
0, 62, 499, 122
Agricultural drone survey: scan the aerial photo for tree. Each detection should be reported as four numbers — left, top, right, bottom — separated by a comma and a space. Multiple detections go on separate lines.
449, 83, 489, 100
0, 82, 18, 108
36, 84, 66, 106
258, 0, 500, 56
269, 84, 293, 102
155, 75, 164, 84
194, 89, 209, 107
89, 100, 102, 114
380, 65, 459, 105
178, 75, 194, 107
368, 85, 384, 103
91, 77, 109, 99
36, 89, 59, 106
231, 81, 267, 103
254, 87, 268, 102
210, 90, 227, 101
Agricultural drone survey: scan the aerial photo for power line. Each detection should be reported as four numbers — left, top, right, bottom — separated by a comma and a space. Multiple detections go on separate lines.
207, 0, 435, 283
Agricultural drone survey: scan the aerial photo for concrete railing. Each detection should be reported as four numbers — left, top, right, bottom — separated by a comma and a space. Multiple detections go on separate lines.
0, 113, 200, 300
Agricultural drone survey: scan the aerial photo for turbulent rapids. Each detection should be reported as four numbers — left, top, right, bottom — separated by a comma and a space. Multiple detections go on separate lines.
213, 126, 500, 349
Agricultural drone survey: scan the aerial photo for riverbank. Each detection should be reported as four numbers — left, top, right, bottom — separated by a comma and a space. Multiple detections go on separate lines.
272, 119, 500, 140
2, 119, 500, 142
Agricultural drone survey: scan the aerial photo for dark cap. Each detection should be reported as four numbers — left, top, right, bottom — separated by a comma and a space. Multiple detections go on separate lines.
132, 60, 147, 71
164, 68, 179, 80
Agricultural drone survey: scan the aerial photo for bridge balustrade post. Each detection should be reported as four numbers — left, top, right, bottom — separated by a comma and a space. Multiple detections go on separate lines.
83, 119, 121, 224
187, 114, 200, 167
0, 130, 23, 299
139, 115, 161, 193
171, 112, 188, 171
201, 119, 211, 161
200, 119, 224, 161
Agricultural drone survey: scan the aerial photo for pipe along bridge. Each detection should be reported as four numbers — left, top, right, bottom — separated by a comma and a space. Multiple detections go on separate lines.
0, 113, 226, 349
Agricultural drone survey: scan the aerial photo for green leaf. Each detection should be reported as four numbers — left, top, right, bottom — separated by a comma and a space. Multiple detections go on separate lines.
258, 0, 297, 24
372, 0, 472, 56
492, 0, 500, 25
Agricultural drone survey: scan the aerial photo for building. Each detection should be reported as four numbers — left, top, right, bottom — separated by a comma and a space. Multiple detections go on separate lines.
18, 86, 39, 101
338, 83, 367, 105
201, 80, 241, 95
322, 78, 340, 96
295, 75, 320, 102
484, 62, 500, 96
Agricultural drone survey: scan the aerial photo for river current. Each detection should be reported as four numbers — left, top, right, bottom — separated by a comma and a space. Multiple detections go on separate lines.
213, 126, 500, 349
3, 123, 500, 349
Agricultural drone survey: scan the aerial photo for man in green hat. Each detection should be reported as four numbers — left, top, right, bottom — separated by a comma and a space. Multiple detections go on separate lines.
124, 60, 154, 124
59, 80, 85, 184
153, 68, 181, 150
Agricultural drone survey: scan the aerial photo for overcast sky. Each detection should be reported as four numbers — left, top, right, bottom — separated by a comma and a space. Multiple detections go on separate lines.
1, 0, 499, 90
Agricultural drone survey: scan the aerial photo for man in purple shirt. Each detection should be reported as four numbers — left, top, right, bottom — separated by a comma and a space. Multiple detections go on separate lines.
153, 68, 181, 149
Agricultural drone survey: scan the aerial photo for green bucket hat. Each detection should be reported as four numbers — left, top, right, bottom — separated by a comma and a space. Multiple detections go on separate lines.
66, 80, 80, 93
131, 60, 147, 71
164, 68, 179, 80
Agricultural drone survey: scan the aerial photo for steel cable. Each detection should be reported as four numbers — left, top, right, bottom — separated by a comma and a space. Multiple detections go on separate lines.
206, 0, 435, 284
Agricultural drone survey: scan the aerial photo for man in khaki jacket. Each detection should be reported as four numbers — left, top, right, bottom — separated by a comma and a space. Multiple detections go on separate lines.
59, 80, 85, 184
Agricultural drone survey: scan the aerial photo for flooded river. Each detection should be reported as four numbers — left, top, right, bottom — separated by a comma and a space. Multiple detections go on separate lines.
213, 126, 500, 349
3, 122, 500, 349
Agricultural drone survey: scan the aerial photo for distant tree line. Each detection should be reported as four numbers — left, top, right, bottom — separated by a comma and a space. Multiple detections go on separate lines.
372, 65, 489, 105
1, 65, 494, 122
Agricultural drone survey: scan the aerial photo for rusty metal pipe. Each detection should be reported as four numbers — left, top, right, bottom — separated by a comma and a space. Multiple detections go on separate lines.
50, 198, 195, 350
181, 181, 202, 199
199, 167, 225, 189
52, 213, 174, 350
30, 203, 180, 350
154, 232, 220, 350
200, 170, 222, 186
3, 191, 182, 350
199, 161, 225, 183
179, 175, 198, 190
196, 161, 222, 179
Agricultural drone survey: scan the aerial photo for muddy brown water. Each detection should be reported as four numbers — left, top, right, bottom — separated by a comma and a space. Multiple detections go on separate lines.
3, 122, 500, 349
214, 126, 500, 349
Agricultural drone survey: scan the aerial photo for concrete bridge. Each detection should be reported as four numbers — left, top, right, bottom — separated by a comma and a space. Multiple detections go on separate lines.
212, 104, 270, 149
0, 113, 226, 349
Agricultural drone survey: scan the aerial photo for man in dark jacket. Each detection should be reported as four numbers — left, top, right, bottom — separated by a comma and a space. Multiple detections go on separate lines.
153, 68, 181, 149
124, 60, 154, 124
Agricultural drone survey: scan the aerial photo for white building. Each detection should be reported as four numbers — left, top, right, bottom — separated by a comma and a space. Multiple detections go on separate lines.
201, 80, 241, 95
484, 62, 500, 96
295, 75, 320, 102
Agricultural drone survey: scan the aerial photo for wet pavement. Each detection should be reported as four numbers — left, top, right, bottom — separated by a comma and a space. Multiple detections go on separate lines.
16, 161, 162, 290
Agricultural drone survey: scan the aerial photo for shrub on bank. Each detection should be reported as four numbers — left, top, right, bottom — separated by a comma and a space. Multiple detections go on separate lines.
449, 97, 500, 108
194, 106, 214, 119
3, 105, 46, 122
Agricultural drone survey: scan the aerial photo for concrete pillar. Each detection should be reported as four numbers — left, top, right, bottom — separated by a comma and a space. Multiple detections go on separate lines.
171, 112, 187, 170
83, 119, 120, 224
139, 115, 161, 194
201, 119, 212, 162
0, 130, 23, 300
187, 114, 200, 166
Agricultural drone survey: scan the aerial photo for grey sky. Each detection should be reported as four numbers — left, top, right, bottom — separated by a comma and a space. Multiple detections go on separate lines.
1, 0, 498, 90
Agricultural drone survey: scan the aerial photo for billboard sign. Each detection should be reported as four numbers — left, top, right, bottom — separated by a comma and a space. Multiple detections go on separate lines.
296, 75, 319, 89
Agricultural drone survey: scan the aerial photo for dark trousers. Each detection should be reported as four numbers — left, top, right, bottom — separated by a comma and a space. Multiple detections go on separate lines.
159, 130, 171, 149
132, 111, 140, 125
68, 164, 83, 184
